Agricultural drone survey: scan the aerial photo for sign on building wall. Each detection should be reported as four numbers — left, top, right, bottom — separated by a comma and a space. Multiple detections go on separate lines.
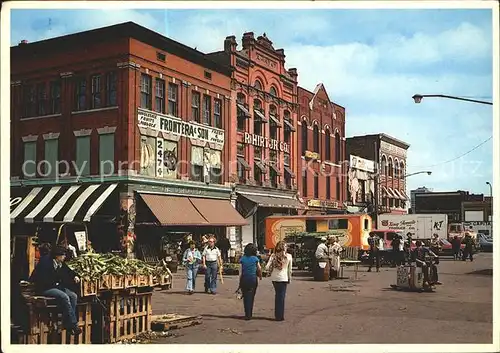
380, 140, 407, 158
350, 155, 375, 173
138, 108, 225, 145
141, 136, 178, 178
243, 132, 290, 153
464, 210, 484, 222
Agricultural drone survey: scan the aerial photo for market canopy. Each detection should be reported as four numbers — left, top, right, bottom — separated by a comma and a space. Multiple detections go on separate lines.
10, 183, 118, 223
237, 193, 305, 209
138, 193, 247, 226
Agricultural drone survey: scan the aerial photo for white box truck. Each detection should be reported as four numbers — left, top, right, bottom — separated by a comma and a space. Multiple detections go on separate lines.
377, 214, 448, 240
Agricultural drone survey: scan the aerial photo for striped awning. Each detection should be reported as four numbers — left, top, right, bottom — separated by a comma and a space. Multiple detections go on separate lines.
10, 184, 118, 223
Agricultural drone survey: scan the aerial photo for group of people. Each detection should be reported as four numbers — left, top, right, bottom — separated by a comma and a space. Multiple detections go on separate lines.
314, 236, 343, 279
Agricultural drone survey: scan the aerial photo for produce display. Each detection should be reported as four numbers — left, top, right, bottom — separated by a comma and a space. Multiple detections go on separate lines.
67, 253, 172, 282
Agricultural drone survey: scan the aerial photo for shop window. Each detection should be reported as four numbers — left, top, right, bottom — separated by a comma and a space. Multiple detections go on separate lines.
203, 95, 211, 125
314, 173, 319, 198
50, 81, 61, 114
335, 131, 341, 163
325, 128, 331, 160
106, 72, 117, 107
91, 75, 101, 109
214, 99, 222, 129
301, 121, 308, 155
23, 141, 37, 178
168, 83, 178, 116
328, 219, 348, 230
192, 91, 200, 122
37, 83, 47, 116
75, 136, 90, 176
75, 77, 87, 111
99, 133, 115, 176
44, 138, 59, 178
23, 84, 36, 117
155, 79, 166, 114
313, 124, 320, 153
191, 146, 204, 182
326, 176, 331, 200
140, 74, 152, 110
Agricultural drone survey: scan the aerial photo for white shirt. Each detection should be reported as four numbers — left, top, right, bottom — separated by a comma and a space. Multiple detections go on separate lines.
202, 246, 221, 262
68, 244, 78, 258
266, 253, 292, 282
315, 243, 329, 259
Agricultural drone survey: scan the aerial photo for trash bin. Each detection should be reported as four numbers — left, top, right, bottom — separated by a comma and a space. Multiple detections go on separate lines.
314, 257, 330, 281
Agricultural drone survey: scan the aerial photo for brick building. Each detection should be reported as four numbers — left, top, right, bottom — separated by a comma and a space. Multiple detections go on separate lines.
207, 32, 303, 249
10, 22, 246, 258
346, 134, 410, 220
296, 84, 346, 214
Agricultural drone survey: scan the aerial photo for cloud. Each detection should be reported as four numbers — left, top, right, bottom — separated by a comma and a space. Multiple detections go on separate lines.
9, 8, 494, 195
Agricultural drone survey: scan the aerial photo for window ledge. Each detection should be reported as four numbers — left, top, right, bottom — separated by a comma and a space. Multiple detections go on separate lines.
20, 113, 62, 121
72, 106, 118, 115
324, 161, 342, 168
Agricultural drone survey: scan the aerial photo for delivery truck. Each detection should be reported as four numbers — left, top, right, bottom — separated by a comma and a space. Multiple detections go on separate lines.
377, 214, 448, 240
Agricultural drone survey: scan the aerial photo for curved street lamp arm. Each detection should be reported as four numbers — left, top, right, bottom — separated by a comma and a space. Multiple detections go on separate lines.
413, 94, 492, 105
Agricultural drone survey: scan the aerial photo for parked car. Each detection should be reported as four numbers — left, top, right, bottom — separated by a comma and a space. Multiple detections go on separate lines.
437, 238, 465, 257
478, 233, 493, 252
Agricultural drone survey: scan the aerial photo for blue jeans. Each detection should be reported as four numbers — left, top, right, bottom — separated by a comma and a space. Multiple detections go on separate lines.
205, 261, 218, 293
272, 281, 288, 321
42, 288, 78, 327
241, 277, 258, 318
186, 264, 199, 291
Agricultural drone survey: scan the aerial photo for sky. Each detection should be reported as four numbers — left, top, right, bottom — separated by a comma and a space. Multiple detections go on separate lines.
9, 6, 494, 196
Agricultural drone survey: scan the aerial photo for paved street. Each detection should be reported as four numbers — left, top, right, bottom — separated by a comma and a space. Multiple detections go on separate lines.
150, 253, 493, 344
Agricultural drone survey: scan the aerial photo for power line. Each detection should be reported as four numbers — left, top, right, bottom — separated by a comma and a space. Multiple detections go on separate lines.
409, 136, 492, 169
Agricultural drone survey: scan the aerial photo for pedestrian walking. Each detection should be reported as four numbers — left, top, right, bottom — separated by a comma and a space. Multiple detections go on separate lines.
182, 241, 202, 294
462, 233, 474, 262
202, 236, 222, 294
391, 234, 402, 267
367, 232, 380, 272
239, 243, 262, 320
329, 237, 343, 279
265, 241, 292, 321
217, 235, 231, 264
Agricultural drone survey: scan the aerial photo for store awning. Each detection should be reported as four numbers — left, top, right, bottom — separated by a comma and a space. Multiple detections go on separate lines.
393, 188, 406, 200
387, 187, 396, 198
254, 109, 268, 123
10, 183, 118, 223
400, 190, 409, 200
238, 193, 305, 209
284, 166, 296, 178
255, 161, 267, 173
237, 104, 251, 117
283, 119, 296, 132
139, 194, 209, 226
237, 157, 251, 171
269, 115, 283, 127
190, 198, 247, 226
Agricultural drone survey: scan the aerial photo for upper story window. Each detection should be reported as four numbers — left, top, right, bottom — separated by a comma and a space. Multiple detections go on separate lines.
301, 119, 308, 155
270, 86, 278, 97
254, 80, 262, 90
394, 160, 400, 178
284, 110, 292, 144
399, 161, 405, 179
105, 72, 117, 107
254, 99, 263, 135
37, 83, 47, 116
91, 75, 102, 109
381, 155, 387, 175
269, 105, 278, 139
23, 85, 36, 117
75, 77, 87, 111
155, 79, 166, 114
325, 128, 331, 160
168, 83, 178, 116
192, 91, 201, 122
49, 81, 61, 115
214, 99, 222, 129
313, 124, 320, 153
237, 93, 247, 132
140, 74, 152, 110
388, 157, 394, 177
335, 131, 341, 163
203, 95, 211, 125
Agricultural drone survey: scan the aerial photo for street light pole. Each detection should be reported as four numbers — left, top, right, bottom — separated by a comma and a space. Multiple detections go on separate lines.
412, 94, 492, 105
486, 182, 493, 224
403, 171, 432, 178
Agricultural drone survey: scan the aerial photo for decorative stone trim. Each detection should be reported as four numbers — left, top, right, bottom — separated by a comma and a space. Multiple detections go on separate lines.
160, 131, 180, 141
60, 72, 74, 78
117, 62, 141, 70
71, 106, 118, 115
205, 89, 210, 94
43, 132, 60, 140
20, 113, 62, 121
138, 127, 158, 137
22, 134, 38, 142
172, 77, 176, 83
190, 138, 206, 147
73, 129, 93, 137
225, 95, 231, 101
97, 126, 117, 135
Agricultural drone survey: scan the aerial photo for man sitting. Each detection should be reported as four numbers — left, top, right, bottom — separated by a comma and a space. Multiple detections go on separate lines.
411, 241, 441, 287
29, 246, 82, 335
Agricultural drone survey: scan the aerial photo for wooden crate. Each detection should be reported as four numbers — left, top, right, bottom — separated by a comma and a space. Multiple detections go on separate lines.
17, 298, 92, 344
99, 275, 112, 291
111, 275, 125, 290
136, 275, 151, 287
151, 275, 160, 287
80, 280, 98, 297
106, 292, 153, 343
151, 314, 202, 331
124, 275, 137, 288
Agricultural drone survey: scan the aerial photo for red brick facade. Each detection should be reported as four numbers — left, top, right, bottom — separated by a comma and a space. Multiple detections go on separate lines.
297, 84, 347, 212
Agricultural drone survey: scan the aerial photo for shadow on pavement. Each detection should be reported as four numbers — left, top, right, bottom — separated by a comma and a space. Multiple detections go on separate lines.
202, 314, 276, 321
466, 269, 493, 276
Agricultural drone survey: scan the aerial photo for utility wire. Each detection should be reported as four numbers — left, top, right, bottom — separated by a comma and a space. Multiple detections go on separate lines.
408, 136, 492, 169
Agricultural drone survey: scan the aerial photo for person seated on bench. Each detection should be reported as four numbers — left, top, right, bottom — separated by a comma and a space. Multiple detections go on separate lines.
29, 246, 82, 335
410, 241, 440, 287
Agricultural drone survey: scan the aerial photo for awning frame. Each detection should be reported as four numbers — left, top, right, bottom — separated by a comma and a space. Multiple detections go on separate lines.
254, 109, 269, 123
237, 157, 251, 171
237, 103, 251, 118
284, 165, 296, 178
255, 161, 267, 173
284, 119, 296, 132
269, 163, 282, 176
269, 114, 283, 128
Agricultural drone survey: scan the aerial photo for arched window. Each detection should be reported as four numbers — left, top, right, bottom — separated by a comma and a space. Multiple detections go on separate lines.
269, 104, 277, 116
394, 158, 399, 178
237, 93, 246, 104
253, 99, 262, 110
254, 80, 262, 90
381, 155, 387, 175
388, 157, 393, 177
399, 161, 405, 179
313, 124, 320, 153
253, 99, 263, 135
335, 131, 341, 163
270, 86, 278, 97
301, 119, 308, 155
325, 128, 331, 160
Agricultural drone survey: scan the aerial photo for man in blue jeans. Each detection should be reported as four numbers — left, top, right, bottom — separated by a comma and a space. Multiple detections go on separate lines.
29, 246, 82, 335
202, 236, 222, 295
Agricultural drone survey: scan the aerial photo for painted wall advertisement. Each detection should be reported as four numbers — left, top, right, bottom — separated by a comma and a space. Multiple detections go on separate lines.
140, 136, 178, 179
138, 108, 224, 145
